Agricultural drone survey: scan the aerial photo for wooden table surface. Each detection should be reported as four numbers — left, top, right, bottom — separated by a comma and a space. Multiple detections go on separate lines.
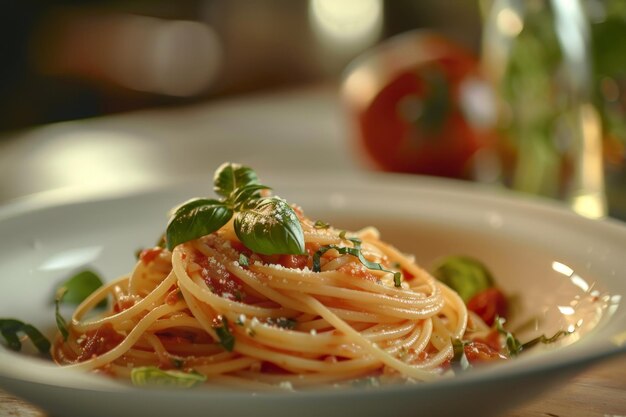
2, 354, 625, 417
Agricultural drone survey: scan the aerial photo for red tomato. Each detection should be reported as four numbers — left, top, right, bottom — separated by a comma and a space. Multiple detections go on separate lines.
467, 287, 508, 326
464, 341, 507, 363
277, 254, 309, 270
343, 31, 493, 178
139, 247, 164, 265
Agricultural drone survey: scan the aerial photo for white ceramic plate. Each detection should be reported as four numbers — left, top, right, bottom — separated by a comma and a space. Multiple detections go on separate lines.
0, 172, 625, 417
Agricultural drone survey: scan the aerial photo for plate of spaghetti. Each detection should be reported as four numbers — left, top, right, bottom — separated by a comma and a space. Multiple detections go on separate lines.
0, 163, 625, 417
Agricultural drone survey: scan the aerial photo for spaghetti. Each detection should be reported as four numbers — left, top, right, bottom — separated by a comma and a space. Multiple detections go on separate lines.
51, 165, 494, 389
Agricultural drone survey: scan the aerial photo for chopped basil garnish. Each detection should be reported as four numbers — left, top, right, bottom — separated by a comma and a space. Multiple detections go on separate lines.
55, 269, 106, 341
55, 287, 69, 340
495, 317, 523, 357
131, 366, 206, 388
351, 376, 380, 388
214, 317, 235, 351
312, 239, 402, 287
432, 256, 494, 302
166, 163, 305, 256
0, 319, 51, 355
522, 329, 573, 350
393, 274, 402, 287
314, 220, 330, 229
451, 338, 471, 372
171, 357, 185, 369
267, 317, 297, 329
495, 317, 573, 357
238, 253, 249, 267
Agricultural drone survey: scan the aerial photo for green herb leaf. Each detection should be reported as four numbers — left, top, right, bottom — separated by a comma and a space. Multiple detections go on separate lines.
232, 184, 272, 209
312, 243, 401, 287
60, 270, 107, 307
166, 198, 233, 250
171, 357, 185, 369
213, 163, 260, 199
234, 197, 305, 255
393, 272, 403, 288
495, 316, 573, 357
451, 338, 471, 372
214, 317, 235, 351
338, 231, 363, 247
0, 319, 51, 355
131, 366, 207, 388
55, 287, 69, 341
495, 317, 523, 357
267, 317, 297, 330
432, 256, 495, 303
238, 253, 249, 267
53, 269, 107, 341
314, 220, 330, 229
521, 329, 573, 350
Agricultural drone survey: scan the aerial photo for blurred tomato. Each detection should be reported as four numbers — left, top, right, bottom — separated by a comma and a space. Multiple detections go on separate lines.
466, 287, 508, 326
343, 32, 493, 178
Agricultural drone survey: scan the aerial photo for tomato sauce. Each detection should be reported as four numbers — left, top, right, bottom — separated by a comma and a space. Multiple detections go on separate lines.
77, 323, 124, 361
192, 252, 246, 301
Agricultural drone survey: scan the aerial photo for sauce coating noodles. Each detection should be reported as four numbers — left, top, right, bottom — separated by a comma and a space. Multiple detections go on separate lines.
53, 211, 472, 388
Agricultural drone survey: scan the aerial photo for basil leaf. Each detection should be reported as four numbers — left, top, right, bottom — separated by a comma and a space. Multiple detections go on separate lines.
451, 338, 471, 372
0, 319, 51, 355
53, 270, 106, 341
314, 220, 330, 229
432, 256, 494, 302
393, 273, 402, 288
234, 197, 305, 255
495, 317, 573, 357
55, 287, 69, 341
214, 317, 235, 351
213, 163, 259, 198
60, 270, 106, 308
232, 184, 272, 209
166, 198, 233, 250
312, 244, 402, 286
238, 253, 249, 267
521, 329, 573, 350
495, 317, 523, 357
131, 366, 207, 388
266, 317, 297, 330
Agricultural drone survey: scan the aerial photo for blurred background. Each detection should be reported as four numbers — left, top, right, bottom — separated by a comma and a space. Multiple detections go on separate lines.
0, 0, 482, 130
0, 0, 624, 218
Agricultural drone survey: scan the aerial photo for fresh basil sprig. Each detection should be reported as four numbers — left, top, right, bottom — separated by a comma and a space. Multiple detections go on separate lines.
166, 163, 305, 256
213, 163, 260, 198
312, 236, 402, 287
0, 319, 51, 355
